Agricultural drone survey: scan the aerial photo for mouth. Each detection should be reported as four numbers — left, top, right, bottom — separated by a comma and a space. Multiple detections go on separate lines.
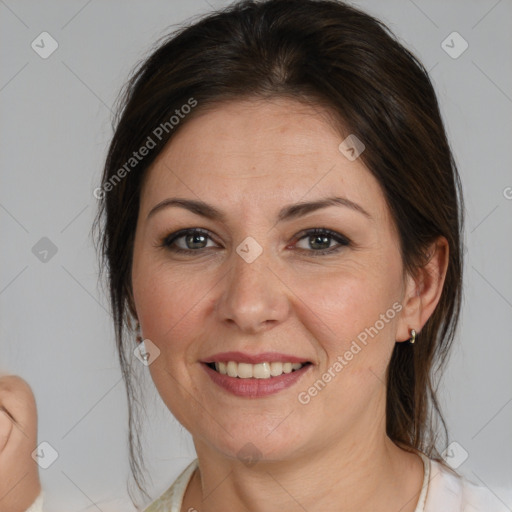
200, 356, 313, 398
205, 361, 312, 379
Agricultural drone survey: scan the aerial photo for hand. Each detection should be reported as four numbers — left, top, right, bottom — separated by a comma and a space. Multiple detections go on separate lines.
0, 375, 42, 512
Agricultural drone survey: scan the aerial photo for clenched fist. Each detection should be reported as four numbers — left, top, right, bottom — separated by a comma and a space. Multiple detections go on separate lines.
0, 375, 42, 512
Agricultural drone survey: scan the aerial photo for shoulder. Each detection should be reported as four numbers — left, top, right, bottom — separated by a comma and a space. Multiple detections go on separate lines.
143, 459, 198, 512
424, 458, 509, 512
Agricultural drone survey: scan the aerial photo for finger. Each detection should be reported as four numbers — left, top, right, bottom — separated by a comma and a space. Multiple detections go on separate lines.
0, 376, 37, 431
0, 409, 14, 452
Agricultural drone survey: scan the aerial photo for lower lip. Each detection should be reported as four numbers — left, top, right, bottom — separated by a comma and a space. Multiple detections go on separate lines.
201, 363, 312, 397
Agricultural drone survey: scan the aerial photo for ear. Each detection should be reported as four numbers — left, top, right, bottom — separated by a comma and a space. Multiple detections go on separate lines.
396, 236, 449, 342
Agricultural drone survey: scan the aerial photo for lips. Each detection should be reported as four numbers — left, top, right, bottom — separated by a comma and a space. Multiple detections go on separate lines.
199, 351, 313, 397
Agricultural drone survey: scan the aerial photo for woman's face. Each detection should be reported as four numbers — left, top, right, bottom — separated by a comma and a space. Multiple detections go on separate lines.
131, 98, 413, 462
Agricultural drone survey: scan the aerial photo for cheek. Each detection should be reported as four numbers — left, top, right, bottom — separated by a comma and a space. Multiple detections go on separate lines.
132, 260, 211, 429
290, 270, 401, 419
287, 261, 403, 415
133, 262, 202, 348
293, 261, 402, 346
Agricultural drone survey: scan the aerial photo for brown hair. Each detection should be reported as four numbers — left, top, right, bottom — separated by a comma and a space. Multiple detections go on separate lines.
92, 0, 464, 504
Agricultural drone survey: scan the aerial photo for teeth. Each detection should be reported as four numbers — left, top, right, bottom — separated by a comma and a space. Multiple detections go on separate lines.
270, 362, 283, 376
238, 363, 253, 378
253, 362, 270, 379
214, 361, 305, 379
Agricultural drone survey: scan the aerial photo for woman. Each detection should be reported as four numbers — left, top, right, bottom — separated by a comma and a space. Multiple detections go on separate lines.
2, 0, 508, 510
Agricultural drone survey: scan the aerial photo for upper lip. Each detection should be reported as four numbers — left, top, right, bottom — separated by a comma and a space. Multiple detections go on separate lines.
201, 351, 311, 364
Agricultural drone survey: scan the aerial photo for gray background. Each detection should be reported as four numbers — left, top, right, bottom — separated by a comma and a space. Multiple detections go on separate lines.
1, 0, 511, 510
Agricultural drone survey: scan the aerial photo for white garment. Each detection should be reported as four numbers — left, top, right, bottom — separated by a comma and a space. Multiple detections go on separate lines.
25, 453, 510, 511
422, 453, 509, 512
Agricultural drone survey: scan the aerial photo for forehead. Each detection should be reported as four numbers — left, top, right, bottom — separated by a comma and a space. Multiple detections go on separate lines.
139, 98, 388, 222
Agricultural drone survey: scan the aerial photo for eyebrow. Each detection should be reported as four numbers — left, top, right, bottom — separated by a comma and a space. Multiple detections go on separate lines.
146, 196, 372, 222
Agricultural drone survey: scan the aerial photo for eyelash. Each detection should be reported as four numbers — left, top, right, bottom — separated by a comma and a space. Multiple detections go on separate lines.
159, 228, 351, 257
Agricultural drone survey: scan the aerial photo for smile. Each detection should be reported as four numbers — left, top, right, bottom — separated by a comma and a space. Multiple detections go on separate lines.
201, 361, 313, 397
208, 361, 308, 378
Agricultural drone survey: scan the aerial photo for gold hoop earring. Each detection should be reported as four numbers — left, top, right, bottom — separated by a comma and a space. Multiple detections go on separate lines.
409, 329, 416, 344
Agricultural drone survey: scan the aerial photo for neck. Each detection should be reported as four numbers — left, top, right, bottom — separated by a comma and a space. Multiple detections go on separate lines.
183, 420, 424, 512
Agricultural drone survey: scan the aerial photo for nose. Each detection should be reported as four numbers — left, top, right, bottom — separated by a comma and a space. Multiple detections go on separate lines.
215, 247, 290, 334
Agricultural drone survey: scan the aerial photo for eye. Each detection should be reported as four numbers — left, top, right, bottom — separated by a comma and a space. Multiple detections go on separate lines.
159, 227, 351, 256
160, 228, 218, 254
292, 228, 350, 256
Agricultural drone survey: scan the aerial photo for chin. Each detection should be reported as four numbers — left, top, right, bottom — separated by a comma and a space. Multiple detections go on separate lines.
195, 417, 312, 465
